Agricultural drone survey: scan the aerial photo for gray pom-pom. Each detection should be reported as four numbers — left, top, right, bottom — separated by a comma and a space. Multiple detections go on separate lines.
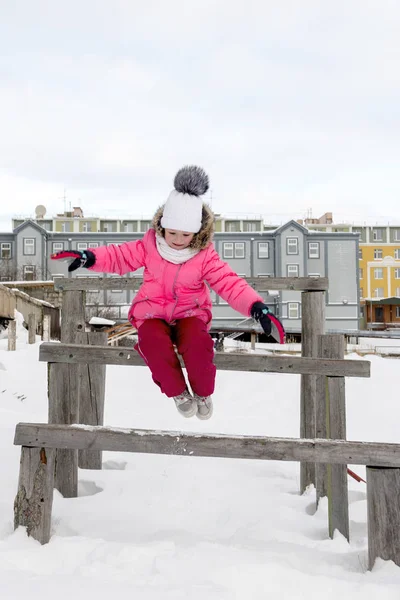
174, 165, 209, 196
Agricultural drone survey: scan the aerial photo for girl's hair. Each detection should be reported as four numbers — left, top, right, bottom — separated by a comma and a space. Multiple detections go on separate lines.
152, 203, 215, 250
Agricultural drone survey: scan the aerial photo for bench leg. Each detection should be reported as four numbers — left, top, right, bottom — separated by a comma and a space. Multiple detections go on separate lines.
14, 446, 56, 544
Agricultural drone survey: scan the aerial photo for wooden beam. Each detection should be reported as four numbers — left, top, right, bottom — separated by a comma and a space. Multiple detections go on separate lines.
53, 276, 329, 292
39, 343, 370, 377
14, 423, 400, 467
367, 467, 400, 569
14, 446, 55, 544
300, 291, 325, 492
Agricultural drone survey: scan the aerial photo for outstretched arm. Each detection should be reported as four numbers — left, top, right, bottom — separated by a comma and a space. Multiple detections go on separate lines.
51, 238, 146, 275
202, 247, 263, 315
203, 246, 285, 343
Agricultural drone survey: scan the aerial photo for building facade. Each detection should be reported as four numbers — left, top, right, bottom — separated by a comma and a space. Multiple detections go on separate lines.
300, 214, 400, 328
0, 212, 360, 332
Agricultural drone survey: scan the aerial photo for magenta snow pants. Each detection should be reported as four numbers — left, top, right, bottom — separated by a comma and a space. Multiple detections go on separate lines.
136, 317, 216, 398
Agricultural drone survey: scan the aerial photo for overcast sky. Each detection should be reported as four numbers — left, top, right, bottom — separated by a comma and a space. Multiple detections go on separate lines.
1, 1, 399, 232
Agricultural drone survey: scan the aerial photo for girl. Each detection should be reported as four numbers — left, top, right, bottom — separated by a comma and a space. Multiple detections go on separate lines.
52, 166, 284, 420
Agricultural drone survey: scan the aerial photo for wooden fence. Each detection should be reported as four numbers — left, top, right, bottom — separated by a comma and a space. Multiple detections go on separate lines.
13, 275, 397, 570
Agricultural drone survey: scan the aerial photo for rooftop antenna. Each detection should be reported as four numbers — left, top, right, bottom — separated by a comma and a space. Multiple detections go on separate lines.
61, 189, 67, 213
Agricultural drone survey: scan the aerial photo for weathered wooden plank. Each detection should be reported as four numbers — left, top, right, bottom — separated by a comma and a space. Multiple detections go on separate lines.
14, 446, 55, 544
78, 331, 107, 470
48, 362, 79, 497
8, 319, 16, 351
50, 289, 85, 498
300, 291, 325, 493
54, 276, 329, 292
61, 290, 86, 341
321, 335, 349, 541
42, 314, 51, 342
14, 423, 400, 467
39, 342, 370, 377
367, 467, 400, 569
28, 313, 36, 344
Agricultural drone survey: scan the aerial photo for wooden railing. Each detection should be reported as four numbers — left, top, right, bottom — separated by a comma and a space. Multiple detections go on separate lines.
14, 275, 400, 571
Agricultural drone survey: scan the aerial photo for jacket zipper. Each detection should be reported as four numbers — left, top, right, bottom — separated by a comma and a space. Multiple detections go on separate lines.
169, 265, 182, 322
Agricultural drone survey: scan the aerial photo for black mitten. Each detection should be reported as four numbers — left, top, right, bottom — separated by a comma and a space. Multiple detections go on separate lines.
51, 250, 96, 272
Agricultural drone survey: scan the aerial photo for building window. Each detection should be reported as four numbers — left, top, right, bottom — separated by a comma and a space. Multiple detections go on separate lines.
83, 222, 92, 233
373, 287, 384, 298
223, 242, 245, 259
258, 242, 269, 258
359, 268, 363, 279
395, 249, 400, 260
223, 243, 233, 259
373, 228, 383, 241
396, 307, 400, 318
374, 249, 383, 260
52, 242, 64, 253
243, 221, 259, 232
374, 268, 383, 279
77, 242, 88, 251
308, 242, 319, 258
23, 238, 35, 255
225, 221, 240, 232
395, 269, 400, 279
140, 221, 151, 232
1, 243, 11, 258
0, 276, 12, 281
393, 229, 400, 242
287, 264, 299, 277
234, 243, 245, 258
287, 238, 298, 255
288, 302, 299, 319
360, 287, 363, 298
23, 265, 36, 281
61, 222, 71, 233
396, 287, 400, 297
359, 249, 362, 259
88, 242, 99, 248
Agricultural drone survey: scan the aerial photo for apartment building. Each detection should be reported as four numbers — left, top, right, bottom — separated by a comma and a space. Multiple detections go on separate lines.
0, 210, 360, 332
299, 213, 400, 328
11, 206, 265, 235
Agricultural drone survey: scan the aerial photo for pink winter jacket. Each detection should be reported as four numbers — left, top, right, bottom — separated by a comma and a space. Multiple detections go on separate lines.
89, 229, 263, 330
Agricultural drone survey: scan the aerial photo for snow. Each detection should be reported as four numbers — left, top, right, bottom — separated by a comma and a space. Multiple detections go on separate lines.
89, 316, 116, 326
1, 314, 400, 598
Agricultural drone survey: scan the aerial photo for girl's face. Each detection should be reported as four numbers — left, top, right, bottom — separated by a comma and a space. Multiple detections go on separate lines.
164, 229, 195, 249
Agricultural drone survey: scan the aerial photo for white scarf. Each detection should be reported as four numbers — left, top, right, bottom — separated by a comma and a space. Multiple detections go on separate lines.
156, 234, 200, 264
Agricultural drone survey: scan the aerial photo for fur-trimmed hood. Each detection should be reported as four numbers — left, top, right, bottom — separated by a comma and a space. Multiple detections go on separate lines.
151, 203, 215, 250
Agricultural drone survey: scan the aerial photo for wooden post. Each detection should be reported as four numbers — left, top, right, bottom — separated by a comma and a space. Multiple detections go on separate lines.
77, 331, 107, 469
316, 334, 349, 540
42, 314, 51, 341
28, 313, 36, 344
8, 319, 16, 351
14, 446, 55, 544
250, 332, 256, 350
300, 291, 325, 493
367, 467, 400, 569
49, 289, 85, 497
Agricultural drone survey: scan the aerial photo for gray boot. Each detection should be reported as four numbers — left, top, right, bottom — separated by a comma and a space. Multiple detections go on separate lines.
173, 389, 197, 418
194, 394, 213, 420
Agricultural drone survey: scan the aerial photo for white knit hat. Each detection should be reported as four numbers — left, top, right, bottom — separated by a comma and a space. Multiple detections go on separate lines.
161, 166, 209, 233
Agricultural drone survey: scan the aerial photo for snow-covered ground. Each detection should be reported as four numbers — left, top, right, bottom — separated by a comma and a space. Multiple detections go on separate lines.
1, 315, 400, 599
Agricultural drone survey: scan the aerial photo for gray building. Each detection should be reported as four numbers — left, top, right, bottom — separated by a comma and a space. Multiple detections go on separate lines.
0, 218, 360, 332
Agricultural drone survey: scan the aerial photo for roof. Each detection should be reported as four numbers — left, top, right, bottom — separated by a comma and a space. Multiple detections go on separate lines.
365, 296, 400, 305
13, 219, 48, 236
